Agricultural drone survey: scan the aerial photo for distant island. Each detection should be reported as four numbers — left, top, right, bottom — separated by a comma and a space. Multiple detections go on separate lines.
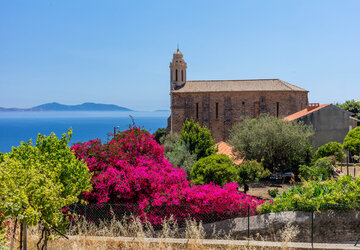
0, 102, 133, 112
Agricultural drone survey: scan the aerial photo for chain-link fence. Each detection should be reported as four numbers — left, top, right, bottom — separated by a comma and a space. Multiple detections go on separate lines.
66, 203, 360, 245
67, 203, 250, 227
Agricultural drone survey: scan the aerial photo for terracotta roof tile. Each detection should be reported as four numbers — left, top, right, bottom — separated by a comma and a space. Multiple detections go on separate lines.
216, 141, 243, 165
284, 104, 331, 121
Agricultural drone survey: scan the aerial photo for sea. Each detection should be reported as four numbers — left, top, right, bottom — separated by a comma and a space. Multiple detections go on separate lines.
0, 111, 170, 153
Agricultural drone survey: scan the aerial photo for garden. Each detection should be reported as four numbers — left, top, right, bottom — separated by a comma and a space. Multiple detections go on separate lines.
1, 114, 360, 249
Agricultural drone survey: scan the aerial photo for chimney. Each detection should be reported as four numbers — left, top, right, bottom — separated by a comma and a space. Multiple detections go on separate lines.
307, 103, 320, 111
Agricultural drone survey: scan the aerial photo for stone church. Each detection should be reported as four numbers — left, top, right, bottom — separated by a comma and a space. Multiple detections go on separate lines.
168, 49, 309, 142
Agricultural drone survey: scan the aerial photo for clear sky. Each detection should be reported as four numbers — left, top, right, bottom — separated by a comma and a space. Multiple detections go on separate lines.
1, 0, 359, 111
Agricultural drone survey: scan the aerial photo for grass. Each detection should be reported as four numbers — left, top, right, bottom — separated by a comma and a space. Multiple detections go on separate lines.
4, 214, 300, 250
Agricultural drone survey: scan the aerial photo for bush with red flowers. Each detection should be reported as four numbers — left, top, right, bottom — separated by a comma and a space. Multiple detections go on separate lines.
72, 127, 264, 225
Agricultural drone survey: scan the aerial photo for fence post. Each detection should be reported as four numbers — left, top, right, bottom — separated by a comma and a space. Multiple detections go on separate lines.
354, 164, 356, 177
247, 204, 250, 239
311, 209, 314, 249
347, 152, 349, 176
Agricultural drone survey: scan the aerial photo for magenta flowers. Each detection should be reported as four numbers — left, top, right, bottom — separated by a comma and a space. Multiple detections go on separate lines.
72, 127, 264, 225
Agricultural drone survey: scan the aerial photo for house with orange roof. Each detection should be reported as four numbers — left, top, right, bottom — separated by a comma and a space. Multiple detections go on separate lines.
216, 141, 243, 165
284, 103, 359, 149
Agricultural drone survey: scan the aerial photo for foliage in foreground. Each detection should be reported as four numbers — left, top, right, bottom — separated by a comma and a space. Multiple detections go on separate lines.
259, 175, 360, 213
343, 126, 360, 155
299, 157, 335, 181
191, 154, 238, 186
72, 127, 264, 225
0, 131, 92, 239
228, 115, 313, 173
313, 142, 345, 162
237, 160, 271, 194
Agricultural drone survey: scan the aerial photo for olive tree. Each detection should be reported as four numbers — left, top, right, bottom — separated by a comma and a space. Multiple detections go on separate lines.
228, 115, 314, 173
0, 130, 92, 249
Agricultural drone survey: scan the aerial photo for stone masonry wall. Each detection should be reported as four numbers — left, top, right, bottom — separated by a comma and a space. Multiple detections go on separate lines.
202, 210, 360, 243
170, 91, 308, 142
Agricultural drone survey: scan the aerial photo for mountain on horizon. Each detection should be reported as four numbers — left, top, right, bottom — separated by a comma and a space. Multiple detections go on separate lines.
0, 102, 132, 112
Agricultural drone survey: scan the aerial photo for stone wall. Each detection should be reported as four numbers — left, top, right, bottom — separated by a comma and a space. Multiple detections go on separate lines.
170, 91, 308, 141
202, 210, 360, 243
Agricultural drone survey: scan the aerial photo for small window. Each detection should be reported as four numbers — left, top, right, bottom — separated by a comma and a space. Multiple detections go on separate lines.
175, 69, 178, 81
276, 102, 280, 118
254, 102, 259, 117
216, 102, 219, 119
182, 70, 184, 82
196, 103, 199, 119
242, 102, 245, 115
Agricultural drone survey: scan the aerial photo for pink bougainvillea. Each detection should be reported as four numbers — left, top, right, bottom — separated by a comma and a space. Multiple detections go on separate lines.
72, 127, 264, 225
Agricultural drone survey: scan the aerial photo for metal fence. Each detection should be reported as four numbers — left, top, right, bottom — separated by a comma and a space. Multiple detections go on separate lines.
67, 203, 360, 246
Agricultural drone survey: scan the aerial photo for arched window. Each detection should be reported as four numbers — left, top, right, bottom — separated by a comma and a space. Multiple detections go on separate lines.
182, 70, 184, 82
176, 69, 178, 81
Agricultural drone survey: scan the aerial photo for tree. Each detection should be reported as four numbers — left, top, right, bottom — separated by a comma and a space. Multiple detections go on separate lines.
162, 133, 197, 177
335, 99, 360, 120
343, 126, 360, 155
313, 142, 345, 162
237, 160, 270, 194
180, 119, 217, 160
165, 143, 197, 177
153, 127, 167, 144
191, 154, 238, 186
228, 115, 314, 173
0, 130, 92, 249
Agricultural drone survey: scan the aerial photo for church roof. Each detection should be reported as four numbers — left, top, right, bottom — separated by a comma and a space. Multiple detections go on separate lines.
172, 79, 308, 93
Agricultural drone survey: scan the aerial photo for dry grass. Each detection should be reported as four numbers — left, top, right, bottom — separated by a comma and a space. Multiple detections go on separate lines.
4, 214, 299, 250
244, 182, 292, 200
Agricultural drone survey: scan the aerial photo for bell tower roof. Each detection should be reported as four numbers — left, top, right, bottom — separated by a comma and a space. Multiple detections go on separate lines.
170, 49, 187, 90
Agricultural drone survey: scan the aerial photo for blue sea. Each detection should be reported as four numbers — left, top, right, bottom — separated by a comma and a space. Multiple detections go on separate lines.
0, 111, 170, 153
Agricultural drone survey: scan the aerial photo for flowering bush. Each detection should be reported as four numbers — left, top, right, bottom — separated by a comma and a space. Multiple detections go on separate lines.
72, 127, 264, 224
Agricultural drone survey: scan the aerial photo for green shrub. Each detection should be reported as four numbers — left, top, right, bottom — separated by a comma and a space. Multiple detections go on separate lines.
228, 115, 313, 173
343, 127, 360, 155
268, 188, 279, 198
299, 157, 335, 181
153, 127, 167, 144
163, 133, 197, 177
259, 175, 360, 214
237, 160, 271, 193
191, 154, 237, 186
313, 142, 345, 162
180, 119, 217, 160
165, 143, 197, 177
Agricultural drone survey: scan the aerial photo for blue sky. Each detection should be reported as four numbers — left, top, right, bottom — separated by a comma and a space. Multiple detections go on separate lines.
0, 0, 359, 111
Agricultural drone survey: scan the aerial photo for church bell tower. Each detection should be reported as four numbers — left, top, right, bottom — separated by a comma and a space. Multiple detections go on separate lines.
170, 48, 187, 90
